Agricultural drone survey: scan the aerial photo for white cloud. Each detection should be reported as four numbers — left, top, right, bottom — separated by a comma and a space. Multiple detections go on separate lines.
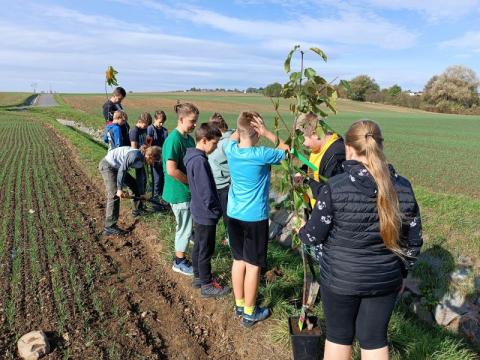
440, 31, 480, 53
363, 0, 480, 21
119, 0, 416, 50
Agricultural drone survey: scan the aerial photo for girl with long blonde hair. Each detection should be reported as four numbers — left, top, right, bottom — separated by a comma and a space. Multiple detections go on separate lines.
299, 120, 423, 360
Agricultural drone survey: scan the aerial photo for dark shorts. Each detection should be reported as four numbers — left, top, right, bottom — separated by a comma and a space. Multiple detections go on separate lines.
228, 217, 269, 267
321, 285, 397, 350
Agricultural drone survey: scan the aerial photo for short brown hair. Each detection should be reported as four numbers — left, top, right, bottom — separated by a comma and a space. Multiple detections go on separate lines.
237, 111, 261, 138
112, 87, 126, 98
174, 101, 199, 118
208, 112, 228, 131
113, 110, 125, 122
154, 110, 166, 122
138, 112, 152, 125
195, 123, 222, 142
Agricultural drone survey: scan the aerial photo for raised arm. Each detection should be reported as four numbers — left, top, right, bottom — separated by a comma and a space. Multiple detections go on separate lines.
251, 116, 289, 151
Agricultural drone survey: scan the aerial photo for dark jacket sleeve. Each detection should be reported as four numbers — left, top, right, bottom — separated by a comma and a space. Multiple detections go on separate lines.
307, 178, 324, 199
299, 185, 333, 246
117, 151, 143, 190
192, 159, 222, 218
399, 200, 423, 277
103, 101, 111, 121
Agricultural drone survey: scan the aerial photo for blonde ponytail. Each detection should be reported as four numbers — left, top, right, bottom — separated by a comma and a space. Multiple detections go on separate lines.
345, 120, 402, 252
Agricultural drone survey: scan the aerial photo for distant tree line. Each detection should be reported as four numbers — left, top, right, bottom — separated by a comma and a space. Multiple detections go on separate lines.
263, 65, 480, 115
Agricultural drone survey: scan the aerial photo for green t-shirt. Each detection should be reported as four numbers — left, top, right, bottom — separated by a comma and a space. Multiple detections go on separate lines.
162, 128, 195, 204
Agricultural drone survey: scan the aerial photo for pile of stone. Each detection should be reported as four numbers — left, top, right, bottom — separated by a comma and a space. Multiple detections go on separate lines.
57, 118, 105, 144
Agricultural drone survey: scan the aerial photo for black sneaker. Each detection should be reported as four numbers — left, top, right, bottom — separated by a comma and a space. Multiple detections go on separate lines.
132, 208, 149, 217
103, 225, 128, 236
200, 279, 230, 298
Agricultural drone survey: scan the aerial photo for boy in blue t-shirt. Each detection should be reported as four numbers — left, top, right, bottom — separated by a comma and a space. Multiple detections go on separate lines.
224, 111, 289, 327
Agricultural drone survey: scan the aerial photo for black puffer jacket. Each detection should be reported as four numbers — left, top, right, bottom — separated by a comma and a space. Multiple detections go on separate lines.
299, 160, 423, 296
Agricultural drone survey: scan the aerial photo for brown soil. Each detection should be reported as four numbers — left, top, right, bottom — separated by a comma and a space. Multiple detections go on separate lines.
0, 117, 289, 358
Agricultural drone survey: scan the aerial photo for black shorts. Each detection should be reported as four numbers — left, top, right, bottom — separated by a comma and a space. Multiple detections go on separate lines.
321, 285, 397, 350
228, 217, 269, 267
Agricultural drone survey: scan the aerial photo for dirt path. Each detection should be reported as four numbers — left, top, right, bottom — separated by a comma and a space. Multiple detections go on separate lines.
0, 112, 288, 359
35, 93, 57, 107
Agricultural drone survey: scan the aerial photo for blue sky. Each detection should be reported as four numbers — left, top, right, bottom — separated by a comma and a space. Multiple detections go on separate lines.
1, 0, 479, 93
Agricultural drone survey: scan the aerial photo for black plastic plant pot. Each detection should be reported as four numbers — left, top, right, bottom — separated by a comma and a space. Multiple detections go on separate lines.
289, 316, 322, 360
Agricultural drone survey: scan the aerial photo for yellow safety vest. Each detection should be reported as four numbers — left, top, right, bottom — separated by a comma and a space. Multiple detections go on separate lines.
308, 133, 340, 207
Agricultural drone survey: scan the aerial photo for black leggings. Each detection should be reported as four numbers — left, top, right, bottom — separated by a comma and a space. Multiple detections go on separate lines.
321, 285, 397, 350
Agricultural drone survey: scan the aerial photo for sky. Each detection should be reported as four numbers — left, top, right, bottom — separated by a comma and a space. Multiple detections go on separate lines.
0, 0, 479, 93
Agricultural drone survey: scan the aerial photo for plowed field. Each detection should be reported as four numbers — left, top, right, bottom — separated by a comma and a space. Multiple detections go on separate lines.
0, 111, 287, 359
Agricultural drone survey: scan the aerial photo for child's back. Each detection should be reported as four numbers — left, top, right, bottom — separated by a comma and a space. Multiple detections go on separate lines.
225, 142, 284, 222
184, 148, 222, 225
104, 123, 123, 150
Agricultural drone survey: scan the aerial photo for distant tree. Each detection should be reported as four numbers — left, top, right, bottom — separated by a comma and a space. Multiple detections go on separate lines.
347, 75, 380, 101
388, 84, 402, 97
263, 82, 283, 97
423, 65, 480, 112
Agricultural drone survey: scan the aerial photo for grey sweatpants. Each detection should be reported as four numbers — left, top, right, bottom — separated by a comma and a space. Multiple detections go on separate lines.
99, 159, 141, 228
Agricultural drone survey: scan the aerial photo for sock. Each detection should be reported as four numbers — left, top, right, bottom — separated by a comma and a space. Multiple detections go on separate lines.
244, 305, 255, 316
175, 256, 184, 264
235, 299, 245, 308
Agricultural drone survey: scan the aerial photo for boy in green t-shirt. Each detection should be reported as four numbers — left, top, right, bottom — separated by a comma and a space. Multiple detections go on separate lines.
162, 103, 199, 276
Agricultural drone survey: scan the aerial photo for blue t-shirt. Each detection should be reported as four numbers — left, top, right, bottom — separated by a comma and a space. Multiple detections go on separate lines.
147, 125, 168, 147
225, 140, 286, 221
129, 126, 148, 147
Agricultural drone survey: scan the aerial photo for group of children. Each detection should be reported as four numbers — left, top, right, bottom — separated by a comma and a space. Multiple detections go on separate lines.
98, 88, 424, 358
99, 87, 300, 327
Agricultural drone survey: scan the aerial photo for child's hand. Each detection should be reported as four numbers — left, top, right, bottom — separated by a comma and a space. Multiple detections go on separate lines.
251, 116, 267, 137
116, 190, 125, 198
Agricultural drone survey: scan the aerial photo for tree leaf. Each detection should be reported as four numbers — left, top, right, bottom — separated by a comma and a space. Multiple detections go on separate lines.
304, 67, 316, 80
309, 47, 327, 62
290, 72, 302, 82
284, 45, 300, 73
340, 79, 351, 91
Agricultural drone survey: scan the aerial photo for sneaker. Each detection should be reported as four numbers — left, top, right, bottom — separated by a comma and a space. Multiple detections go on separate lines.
149, 195, 162, 205
234, 305, 244, 317
151, 203, 169, 212
200, 279, 230, 298
242, 306, 270, 328
172, 258, 194, 276
192, 277, 202, 289
132, 208, 150, 217
103, 225, 128, 236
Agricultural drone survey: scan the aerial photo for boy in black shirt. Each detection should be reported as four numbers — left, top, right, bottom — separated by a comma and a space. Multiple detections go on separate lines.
103, 87, 130, 146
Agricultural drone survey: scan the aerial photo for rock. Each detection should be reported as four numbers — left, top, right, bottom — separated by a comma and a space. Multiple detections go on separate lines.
459, 312, 480, 346
404, 274, 422, 296
410, 300, 434, 324
17, 330, 50, 360
272, 208, 293, 227
458, 256, 474, 267
435, 292, 470, 326
278, 230, 292, 248
268, 221, 283, 240
449, 266, 471, 282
